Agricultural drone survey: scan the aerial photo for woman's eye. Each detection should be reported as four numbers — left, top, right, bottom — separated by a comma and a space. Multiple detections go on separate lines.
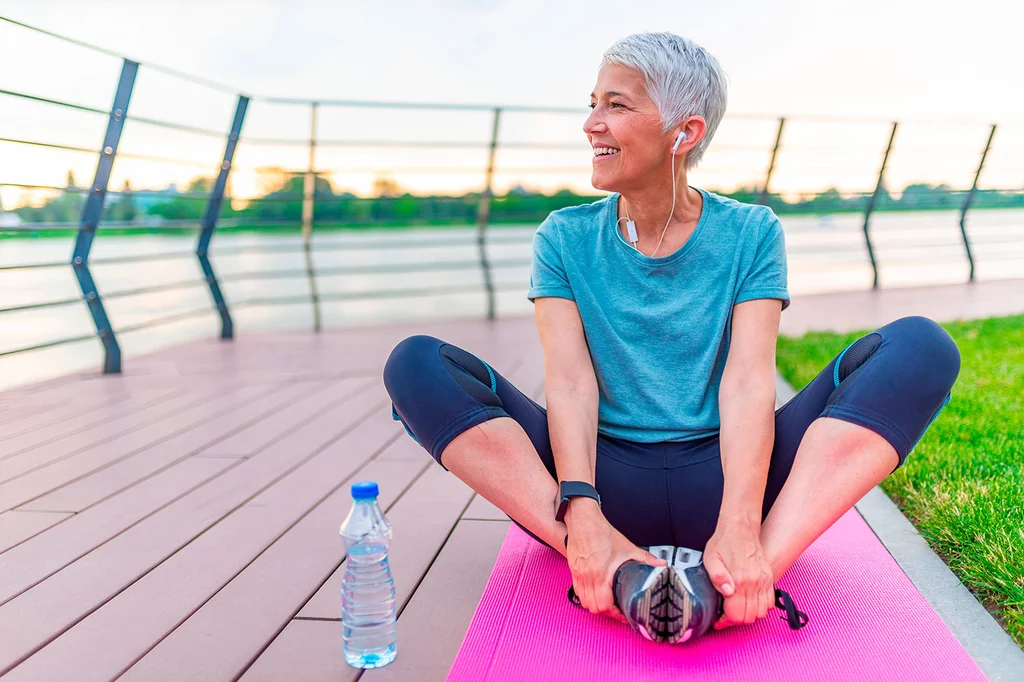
588, 103, 596, 109
609, 102, 623, 109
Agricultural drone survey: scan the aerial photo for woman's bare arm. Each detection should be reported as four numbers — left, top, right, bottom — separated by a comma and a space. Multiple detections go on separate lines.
534, 297, 599, 490
704, 297, 782, 627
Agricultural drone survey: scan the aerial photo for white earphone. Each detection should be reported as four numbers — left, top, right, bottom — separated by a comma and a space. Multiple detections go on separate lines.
672, 130, 687, 152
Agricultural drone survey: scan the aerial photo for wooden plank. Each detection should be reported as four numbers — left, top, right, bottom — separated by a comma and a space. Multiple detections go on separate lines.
0, 385, 148, 440
0, 385, 212, 481
0, 380, 385, 676
0, 377, 160, 429
0, 456, 238, 603
374, 435, 431, 463
298, 459, 475, 620
0, 384, 185, 461
239, 619, 357, 682
462, 494, 510, 522
198, 380, 364, 457
19, 381, 327, 513
364, 519, 511, 682
0, 383, 269, 513
0, 376, 211, 421
0, 394, 70, 427
0, 511, 73, 554
114, 459, 427, 682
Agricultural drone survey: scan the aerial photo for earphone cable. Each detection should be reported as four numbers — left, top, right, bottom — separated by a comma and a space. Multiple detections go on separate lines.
621, 141, 681, 257
650, 149, 680, 258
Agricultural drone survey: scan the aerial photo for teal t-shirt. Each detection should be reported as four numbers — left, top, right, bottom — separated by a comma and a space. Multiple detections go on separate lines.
527, 189, 790, 443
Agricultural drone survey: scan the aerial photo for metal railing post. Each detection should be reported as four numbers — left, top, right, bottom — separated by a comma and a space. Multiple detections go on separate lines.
862, 121, 898, 290
198, 94, 248, 340
959, 123, 996, 282
302, 102, 322, 331
476, 107, 501, 320
759, 117, 785, 206
72, 59, 138, 374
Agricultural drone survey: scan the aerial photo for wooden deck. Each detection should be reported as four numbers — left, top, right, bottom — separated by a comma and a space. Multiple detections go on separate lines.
1, 279, 1021, 682
0, 316, 543, 682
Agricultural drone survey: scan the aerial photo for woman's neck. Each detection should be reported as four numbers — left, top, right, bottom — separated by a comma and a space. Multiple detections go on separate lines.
618, 171, 702, 252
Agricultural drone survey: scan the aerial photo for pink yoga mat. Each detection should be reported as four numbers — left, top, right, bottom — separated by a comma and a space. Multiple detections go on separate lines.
447, 510, 986, 682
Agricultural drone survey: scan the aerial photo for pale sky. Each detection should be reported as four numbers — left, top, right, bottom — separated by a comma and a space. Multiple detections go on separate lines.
2, 0, 1023, 206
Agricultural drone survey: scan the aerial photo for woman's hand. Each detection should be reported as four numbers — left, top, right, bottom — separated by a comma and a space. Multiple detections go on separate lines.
564, 499, 666, 623
702, 519, 774, 630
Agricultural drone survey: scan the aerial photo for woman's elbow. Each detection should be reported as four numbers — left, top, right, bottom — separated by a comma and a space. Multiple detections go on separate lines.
546, 379, 598, 408
719, 368, 777, 407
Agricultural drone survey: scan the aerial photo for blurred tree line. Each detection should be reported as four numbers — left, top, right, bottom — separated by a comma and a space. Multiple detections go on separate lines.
8, 169, 1024, 231
12, 172, 139, 224
144, 173, 598, 226
730, 182, 1024, 214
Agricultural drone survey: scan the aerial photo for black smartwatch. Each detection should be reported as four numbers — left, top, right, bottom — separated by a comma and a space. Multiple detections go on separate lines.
554, 481, 601, 522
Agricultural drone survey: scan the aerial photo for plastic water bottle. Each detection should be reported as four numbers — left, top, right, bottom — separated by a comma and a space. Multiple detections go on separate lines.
340, 481, 397, 669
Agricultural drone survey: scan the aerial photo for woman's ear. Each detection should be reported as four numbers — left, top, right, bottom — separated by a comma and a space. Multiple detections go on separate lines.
672, 117, 707, 156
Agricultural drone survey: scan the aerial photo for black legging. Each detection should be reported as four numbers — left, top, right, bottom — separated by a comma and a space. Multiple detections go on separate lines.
383, 315, 960, 550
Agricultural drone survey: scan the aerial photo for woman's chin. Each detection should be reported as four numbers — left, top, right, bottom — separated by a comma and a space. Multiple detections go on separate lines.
590, 170, 620, 193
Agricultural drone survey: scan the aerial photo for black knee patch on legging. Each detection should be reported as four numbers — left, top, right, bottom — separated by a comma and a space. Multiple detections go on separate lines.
439, 344, 503, 409
836, 333, 882, 384
826, 332, 883, 409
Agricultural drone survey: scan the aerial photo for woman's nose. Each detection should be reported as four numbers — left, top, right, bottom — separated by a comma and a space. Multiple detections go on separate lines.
583, 109, 607, 137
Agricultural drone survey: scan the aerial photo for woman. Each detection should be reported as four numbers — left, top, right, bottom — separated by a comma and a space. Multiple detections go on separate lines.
383, 32, 960, 644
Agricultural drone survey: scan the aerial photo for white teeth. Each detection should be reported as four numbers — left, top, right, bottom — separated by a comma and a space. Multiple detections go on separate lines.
594, 147, 620, 156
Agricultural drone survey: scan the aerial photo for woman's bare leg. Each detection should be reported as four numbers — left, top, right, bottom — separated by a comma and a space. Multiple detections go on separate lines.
760, 416, 900, 579
440, 416, 568, 556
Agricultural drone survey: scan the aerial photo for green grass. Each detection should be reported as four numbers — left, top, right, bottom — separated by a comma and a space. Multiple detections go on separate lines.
776, 314, 1024, 647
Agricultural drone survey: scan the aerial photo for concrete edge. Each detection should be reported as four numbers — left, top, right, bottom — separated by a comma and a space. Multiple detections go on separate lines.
776, 373, 1024, 681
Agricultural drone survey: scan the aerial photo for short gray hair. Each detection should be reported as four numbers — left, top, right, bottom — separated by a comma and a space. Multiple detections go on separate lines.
602, 32, 728, 169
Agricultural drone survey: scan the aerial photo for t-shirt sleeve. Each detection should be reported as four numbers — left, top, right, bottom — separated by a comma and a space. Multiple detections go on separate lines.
735, 211, 790, 310
527, 216, 575, 302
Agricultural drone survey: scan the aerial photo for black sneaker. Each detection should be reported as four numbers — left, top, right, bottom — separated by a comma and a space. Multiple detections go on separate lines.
565, 545, 808, 642
612, 546, 722, 644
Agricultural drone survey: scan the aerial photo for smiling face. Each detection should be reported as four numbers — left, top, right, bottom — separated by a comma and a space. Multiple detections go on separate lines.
584, 63, 675, 194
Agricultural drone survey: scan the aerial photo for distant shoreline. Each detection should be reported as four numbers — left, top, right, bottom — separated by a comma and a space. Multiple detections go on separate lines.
2, 204, 1021, 240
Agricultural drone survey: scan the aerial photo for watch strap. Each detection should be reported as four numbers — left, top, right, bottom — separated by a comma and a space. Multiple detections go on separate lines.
555, 480, 601, 522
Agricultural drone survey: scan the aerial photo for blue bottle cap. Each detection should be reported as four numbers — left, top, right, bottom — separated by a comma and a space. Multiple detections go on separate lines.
351, 481, 379, 500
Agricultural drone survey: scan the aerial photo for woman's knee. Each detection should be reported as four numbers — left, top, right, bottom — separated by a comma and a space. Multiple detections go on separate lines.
383, 334, 443, 399
886, 316, 961, 390
383, 335, 510, 465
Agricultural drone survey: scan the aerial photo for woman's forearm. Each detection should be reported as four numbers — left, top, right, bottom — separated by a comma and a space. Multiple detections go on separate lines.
546, 386, 599, 484
546, 385, 605, 530
717, 388, 775, 526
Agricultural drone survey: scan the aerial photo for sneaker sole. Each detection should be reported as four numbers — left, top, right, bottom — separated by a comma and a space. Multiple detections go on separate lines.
632, 566, 692, 644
